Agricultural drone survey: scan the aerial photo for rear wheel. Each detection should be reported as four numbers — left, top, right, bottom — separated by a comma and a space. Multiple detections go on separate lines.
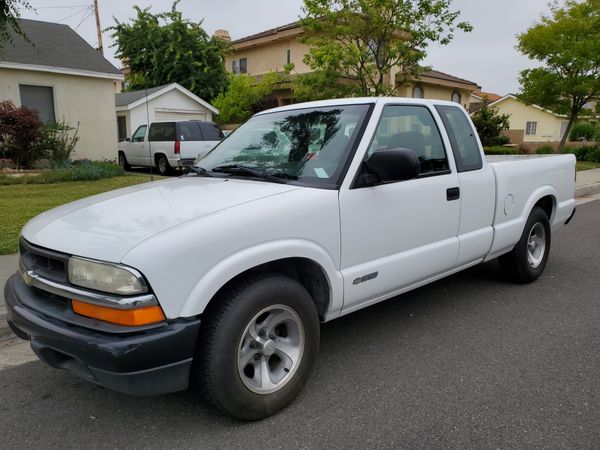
118, 152, 130, 171
193, 273, 320, 421
156, 154, 170, 175
499, 206, 551, 283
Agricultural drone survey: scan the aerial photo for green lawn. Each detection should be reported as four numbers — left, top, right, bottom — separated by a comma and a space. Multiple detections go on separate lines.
576, 161, 600, 171
0, 174, 161, 255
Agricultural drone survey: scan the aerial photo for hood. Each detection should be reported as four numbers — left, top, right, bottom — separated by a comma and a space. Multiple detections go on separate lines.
22, 177, 301, 262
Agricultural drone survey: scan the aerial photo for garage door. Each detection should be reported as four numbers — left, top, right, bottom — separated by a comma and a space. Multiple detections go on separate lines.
154, 111, 208, 122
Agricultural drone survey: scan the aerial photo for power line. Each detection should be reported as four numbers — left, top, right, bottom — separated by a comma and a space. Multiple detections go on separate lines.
55, 5, 90, 23
75, 10, 94, 31
33, 4, 90, 9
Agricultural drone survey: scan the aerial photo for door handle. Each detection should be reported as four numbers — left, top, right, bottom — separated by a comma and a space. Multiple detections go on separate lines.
446, 187, 460, 201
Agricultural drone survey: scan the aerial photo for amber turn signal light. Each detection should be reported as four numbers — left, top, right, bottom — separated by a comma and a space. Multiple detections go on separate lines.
71, 300, 166, 326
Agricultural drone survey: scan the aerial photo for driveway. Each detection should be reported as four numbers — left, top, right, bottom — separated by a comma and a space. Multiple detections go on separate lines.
0, 201, 599, 449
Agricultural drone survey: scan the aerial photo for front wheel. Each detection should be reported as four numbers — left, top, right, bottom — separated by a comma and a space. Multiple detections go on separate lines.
193, 274, 320, 421
118, 152, 131, 171
499, 206, 551, 283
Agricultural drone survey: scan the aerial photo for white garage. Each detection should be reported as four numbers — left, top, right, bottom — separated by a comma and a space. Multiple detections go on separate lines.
115, 83, 219, 141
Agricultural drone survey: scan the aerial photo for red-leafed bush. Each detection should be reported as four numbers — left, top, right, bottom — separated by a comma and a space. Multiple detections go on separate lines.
0, 100, 45, 168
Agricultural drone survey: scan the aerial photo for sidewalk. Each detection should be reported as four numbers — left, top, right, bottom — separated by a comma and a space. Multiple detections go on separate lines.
576, 168, 600, 197
2, 168, 600, 342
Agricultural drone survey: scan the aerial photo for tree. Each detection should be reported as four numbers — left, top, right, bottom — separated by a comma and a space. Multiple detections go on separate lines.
300, 0, 471, 96
213, 72, 284, 124
0, 100, 44, 169
292, 69, 358, 102
471, 105, 511, 147
518, 0, 600, 152
0, 0, 32, 47
109, 1, 229, 102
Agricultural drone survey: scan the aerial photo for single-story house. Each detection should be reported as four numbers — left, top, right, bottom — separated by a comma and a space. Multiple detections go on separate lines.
0, 19, 123, 161
468, 91, 502, 113
115, 83, 219, 141
489, 94, 581, 145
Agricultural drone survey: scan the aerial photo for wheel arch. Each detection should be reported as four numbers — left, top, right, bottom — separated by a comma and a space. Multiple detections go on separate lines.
179, 240, 343, 321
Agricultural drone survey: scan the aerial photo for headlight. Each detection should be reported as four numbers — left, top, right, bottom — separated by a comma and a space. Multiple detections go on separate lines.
68, 257, 148, 295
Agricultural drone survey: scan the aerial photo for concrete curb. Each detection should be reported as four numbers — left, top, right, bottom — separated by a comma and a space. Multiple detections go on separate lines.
576, 183, 600, 198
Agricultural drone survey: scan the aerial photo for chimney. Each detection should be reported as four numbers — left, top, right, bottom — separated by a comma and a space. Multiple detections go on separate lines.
213, 29, 231, 42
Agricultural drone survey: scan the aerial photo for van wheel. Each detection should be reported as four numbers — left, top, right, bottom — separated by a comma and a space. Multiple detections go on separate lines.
499, 206, 551, 283
193, 273, 320, 421
118, 152, 130, 171
156, 154, 170, 175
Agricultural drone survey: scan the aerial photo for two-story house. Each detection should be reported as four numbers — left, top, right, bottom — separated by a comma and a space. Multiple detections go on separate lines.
222, 21, 480, 108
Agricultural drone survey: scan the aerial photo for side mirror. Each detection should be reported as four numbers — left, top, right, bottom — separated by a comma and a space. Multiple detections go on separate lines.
362, 148, 420, 185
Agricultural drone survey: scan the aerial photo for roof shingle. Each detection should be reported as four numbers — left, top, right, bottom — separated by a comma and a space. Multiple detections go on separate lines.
0, 19, 121, 76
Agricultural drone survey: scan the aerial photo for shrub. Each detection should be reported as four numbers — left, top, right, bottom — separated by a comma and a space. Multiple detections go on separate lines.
569, 122, 597, 142
0, 100, 45, 168
535, 146, 555, 154
484, 146, 518, 155
584, 146, 600, 163
36, 120, 80, 168
0, 161, 125, 185
471, 105, 511, 147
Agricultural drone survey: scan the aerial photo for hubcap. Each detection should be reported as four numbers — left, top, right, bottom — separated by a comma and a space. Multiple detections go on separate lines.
237, 305, 305, 395
159, 158, 166, 173
527, 222, 546, 269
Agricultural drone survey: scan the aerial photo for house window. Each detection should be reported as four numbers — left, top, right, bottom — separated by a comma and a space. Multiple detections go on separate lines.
286, 49, 291, 65
239, 58, 247, 74
19, 85, 55, 123
526, 121, 537, 135
560, 121, 569, 138
413, 86, 424, 99
451, 91, 462, 104
232, 58, 248, 74
232, 60, 239, 74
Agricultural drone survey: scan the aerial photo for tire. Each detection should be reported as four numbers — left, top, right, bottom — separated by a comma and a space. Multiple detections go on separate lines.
156, 154, 170, 175
193, 273, 320, 421
499, 206, 551, 283
118, 152, 131, 171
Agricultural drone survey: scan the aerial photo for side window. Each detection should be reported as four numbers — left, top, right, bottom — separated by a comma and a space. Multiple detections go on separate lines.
149, 122, 176, 142
131, 125, 147, 142
436, 105, 483, 172
368, 105, 450, 176
200, 123, 225, 141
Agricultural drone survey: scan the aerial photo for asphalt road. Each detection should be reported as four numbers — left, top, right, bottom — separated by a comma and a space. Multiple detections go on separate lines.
1, 201, 599, 449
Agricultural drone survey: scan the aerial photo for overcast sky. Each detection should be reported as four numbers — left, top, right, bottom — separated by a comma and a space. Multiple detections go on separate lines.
22, 0, 556, 95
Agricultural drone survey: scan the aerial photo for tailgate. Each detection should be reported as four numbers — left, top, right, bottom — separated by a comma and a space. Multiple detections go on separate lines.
179, 141, 204, 161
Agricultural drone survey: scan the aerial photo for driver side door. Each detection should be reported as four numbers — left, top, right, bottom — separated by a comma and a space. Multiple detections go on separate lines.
339, 104, 461, 314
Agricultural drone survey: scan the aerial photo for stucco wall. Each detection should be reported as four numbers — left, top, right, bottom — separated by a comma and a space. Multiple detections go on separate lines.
494, 97, 568, 143
0, 68, 119, 161
124, 89, 215, 138
226, 38, 313, 75
396, 83, 471, 109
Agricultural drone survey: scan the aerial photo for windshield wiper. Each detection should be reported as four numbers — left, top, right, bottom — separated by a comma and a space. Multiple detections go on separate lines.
185, 166, 213, 177
211, 165, 289, 184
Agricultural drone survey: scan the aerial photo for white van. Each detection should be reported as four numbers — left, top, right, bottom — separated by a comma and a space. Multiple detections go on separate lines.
118, 121, 224, 175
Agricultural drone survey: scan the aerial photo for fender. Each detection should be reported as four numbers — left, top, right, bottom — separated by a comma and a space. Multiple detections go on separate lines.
178, 238, 344, 320
486, 185, 557, 260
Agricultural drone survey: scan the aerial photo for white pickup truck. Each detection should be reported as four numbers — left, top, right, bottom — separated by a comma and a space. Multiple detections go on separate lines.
117, 121, 223, 175
5, 98, 576, 421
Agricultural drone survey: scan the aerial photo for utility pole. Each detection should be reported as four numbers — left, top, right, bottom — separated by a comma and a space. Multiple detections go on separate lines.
93, 0, 104, 56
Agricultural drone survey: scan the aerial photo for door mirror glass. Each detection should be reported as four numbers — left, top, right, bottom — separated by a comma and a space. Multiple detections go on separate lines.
363, 148, 420, 185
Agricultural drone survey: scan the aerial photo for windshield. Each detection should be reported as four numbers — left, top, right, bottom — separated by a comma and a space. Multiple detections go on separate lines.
197, 105, 371, 187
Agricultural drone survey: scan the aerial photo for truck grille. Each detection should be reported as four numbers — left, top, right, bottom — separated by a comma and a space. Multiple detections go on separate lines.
19, 238, 70, 284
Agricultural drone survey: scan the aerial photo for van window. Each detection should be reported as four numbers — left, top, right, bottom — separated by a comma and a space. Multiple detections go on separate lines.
177, 122, 204, 141
200, 122, 225, 141
148, 122, 176, 142
436, 105, 483, 172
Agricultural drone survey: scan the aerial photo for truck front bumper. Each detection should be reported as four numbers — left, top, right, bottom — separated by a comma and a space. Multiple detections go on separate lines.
4, 273, 201, 396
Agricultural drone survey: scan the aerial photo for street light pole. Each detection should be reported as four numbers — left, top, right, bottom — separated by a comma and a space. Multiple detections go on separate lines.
93, 0, 104, 56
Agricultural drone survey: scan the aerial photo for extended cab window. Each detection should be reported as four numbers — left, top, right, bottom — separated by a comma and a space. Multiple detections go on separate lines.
368, 105, 449, 176
436, 105, 483, 172
149, 122, 176, 142
131, 125, 147, 142
200, 122, 225, 141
